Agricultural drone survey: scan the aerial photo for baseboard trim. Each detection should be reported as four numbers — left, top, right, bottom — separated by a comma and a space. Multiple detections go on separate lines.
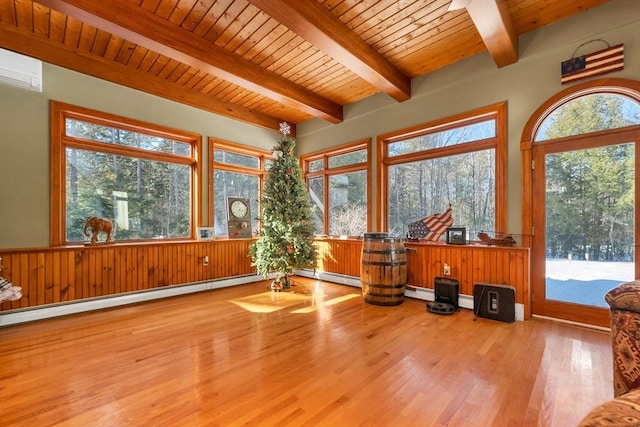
1, 271, 525, 326
299, 271, 524, 321
296, 269, 361, 287
532, 314, 610, 331
0, 275, 264, 327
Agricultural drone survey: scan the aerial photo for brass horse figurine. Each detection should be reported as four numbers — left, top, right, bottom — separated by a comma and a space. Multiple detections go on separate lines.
83, 216, 115, 245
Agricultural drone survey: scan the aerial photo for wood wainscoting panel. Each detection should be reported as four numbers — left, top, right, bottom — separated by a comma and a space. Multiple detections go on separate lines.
2, 239, 530, 318
404, 242, 530, 318
0, 240, 255, 312
314, 238, 363, 278
311, 239, 529, 318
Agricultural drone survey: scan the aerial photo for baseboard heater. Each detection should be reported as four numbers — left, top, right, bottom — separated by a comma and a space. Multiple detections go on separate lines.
473, 283, 515, 323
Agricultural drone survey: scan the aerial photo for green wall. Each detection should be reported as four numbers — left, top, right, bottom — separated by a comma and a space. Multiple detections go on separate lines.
0, 0, 638, 249
296, 0, 640, 233
0, 65, 280, 248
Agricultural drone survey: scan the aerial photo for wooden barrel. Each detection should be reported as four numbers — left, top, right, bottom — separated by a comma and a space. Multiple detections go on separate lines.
361, 233, 407, 306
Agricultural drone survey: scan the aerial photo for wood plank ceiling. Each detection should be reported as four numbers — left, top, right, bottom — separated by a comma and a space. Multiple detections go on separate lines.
0, 0, 610, 132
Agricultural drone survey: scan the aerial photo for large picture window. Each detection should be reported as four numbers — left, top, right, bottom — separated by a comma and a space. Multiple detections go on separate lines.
380, 103, 506, 238
301, 139, 371, 236
209, 139, 271, 237
50, 101, 201, 245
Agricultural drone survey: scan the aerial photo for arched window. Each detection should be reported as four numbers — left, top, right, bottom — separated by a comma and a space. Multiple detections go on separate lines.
534, 93, 640, 141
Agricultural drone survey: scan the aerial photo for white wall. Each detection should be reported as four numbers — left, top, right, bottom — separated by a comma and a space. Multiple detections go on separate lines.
296, 0, 640, 233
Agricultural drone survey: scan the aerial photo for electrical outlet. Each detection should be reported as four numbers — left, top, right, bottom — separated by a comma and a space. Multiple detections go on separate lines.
203, 255, 209, 266
443, 263, 450, 276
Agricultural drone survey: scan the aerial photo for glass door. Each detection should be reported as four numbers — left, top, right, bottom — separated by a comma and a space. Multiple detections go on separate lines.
532, 133, 637, 326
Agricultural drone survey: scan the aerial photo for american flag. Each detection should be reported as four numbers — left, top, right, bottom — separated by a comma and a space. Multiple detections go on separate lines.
408, 205, 453, 241
561, 44, 624, 84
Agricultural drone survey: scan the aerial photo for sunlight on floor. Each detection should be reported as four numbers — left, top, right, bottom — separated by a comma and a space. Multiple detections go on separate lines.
291, 293, 360, 313
229, 283, 360, 313
230, 291, 310, 313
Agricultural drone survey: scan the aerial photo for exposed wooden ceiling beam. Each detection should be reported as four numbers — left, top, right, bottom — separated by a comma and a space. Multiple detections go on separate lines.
0, 23, 286, 132
247, 0, 411, 102
34, 0, 343, 124
449, 0, 518, 67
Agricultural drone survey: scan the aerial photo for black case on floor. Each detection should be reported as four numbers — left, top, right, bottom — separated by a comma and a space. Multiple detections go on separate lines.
473, 283, 515, 322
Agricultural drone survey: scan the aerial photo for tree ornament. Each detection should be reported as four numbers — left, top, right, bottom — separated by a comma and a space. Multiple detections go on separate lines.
279, 121, 291, 136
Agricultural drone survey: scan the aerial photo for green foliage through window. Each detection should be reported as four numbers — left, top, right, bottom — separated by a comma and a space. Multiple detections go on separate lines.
536, 94, 640, 141
52, 102, 199, 245
66, 148, 191, 241
545, 144, 635, 262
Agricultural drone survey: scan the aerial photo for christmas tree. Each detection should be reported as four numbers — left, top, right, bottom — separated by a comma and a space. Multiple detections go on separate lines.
250, 122, 317, 289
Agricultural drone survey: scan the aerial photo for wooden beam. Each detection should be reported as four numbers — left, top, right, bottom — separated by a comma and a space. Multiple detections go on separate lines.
450, 0, 518, 67
448, 0, 471, 10
247, 0, 411, 102
34, 0, 343, 123
0, 23, 287, 132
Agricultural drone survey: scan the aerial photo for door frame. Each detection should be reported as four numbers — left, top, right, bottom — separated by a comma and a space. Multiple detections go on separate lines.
521, 78, 640, 326
531, 129, 639, 326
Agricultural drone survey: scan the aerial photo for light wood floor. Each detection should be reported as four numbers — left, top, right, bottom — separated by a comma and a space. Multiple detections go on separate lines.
0, 277, 613, 426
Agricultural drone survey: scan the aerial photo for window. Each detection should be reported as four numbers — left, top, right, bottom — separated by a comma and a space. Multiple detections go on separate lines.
535, 93, 640, 141
50, 101, 201, 245
380, 103, 506, 238
209, 139, 271, 237
301, 139, 371, 236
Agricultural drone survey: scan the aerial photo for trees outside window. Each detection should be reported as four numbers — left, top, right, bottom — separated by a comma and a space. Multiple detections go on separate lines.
379, 103, 506, 238
537, 93, 639, 262
521, 79, 640, 326
301, 139, 371, 237
51, 101, 201, 245
208, 139, 271, 237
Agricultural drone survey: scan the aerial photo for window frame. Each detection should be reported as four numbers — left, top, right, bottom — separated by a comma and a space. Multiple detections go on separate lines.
377, 102, 507, 234
208, 138, 272, 237
300, 138, 372, 236
50, 100, 202, 246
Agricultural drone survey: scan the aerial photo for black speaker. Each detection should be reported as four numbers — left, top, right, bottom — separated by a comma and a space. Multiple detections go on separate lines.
473, 283, 515, 322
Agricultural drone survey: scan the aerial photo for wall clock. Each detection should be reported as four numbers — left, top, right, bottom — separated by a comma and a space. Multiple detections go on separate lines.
230, 199, 249, 219
227, 197, 252, 238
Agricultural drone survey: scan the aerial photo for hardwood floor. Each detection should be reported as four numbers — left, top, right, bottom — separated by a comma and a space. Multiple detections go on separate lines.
0, 277, 613, 426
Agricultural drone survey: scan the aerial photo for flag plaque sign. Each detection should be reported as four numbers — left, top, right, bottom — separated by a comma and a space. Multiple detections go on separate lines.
561, 42, 624, 85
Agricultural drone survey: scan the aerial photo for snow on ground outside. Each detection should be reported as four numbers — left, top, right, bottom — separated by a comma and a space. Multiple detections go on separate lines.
545, 259, 634, 308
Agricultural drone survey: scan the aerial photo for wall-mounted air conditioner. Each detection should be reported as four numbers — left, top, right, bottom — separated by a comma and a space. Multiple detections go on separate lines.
0, 48, 42, 92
